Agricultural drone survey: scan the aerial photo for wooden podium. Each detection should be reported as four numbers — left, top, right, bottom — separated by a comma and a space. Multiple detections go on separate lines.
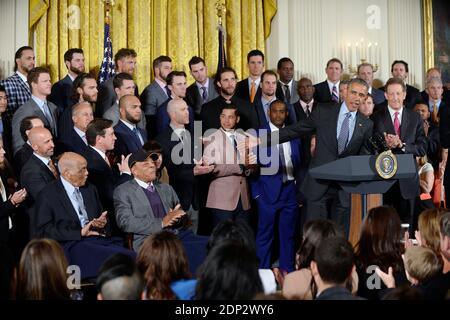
309, 154, 418, 247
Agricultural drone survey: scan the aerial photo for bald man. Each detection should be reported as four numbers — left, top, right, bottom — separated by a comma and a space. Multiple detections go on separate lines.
34, 152, 135, 279
113, 95, 148, 158
56, 101, 93, 155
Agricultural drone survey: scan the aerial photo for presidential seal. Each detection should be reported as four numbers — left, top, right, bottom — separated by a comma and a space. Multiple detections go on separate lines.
375, 150, 398, 179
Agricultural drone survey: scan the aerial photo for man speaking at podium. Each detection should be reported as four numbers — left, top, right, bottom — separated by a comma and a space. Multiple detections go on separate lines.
247, 78, 373, 235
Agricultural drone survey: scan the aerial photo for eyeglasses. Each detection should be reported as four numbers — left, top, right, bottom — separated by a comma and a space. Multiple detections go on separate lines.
149, 153, 161, 161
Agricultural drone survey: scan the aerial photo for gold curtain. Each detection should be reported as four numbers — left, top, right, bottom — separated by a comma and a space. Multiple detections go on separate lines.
29, 0, 277, 92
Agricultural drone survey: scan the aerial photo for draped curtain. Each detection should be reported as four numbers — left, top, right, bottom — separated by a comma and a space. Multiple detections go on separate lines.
29, 0, 277, 91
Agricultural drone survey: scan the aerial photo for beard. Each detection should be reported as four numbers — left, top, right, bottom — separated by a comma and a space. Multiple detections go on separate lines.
82, 93, 97, 103
126, 112, 141, 124
70, 65, 85, 75
220, 86, 236, 96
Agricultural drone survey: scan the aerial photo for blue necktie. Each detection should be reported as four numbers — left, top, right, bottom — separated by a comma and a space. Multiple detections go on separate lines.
0, 118, 3, 136
132, 127, 143, 146
337, 113, 351, 154
73, 188, 89, 227
201, 86, 208, 101
332, 85, 339, 103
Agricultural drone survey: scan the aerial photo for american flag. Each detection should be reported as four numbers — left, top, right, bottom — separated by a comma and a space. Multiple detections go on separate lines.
99, 22, 115, 83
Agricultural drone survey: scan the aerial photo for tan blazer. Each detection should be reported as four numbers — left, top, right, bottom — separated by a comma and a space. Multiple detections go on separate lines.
203, 129, 251, 211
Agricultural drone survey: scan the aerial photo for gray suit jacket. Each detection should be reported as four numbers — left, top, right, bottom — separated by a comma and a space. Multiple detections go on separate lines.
103, 102, 147, 130
140, 81, 169, 115
113, 179, 180, 251
11, 98, 58, 154
96, 78, 115, 117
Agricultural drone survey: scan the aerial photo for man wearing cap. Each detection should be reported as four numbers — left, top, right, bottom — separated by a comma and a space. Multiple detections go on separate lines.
113, 148, 209, 273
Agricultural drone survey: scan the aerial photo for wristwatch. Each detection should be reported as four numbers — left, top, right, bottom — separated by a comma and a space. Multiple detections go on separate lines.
401, 142, 406, 153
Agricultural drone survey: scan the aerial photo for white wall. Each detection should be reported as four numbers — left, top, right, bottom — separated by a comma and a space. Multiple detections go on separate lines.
0, 0, 29, 79
266, 0, 424, 89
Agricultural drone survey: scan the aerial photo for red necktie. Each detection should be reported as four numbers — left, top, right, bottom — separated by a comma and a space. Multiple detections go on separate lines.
393, 112, 401, 136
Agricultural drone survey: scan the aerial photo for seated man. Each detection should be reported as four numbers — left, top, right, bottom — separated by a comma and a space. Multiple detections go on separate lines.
113, 149, 209, 274
34, 152, 135, 279
14, 116, 44, 177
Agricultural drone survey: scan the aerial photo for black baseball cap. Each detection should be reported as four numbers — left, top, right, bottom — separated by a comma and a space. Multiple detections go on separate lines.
128, 149, 150, 168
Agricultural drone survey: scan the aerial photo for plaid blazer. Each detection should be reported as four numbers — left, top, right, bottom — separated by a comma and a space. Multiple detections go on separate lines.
0, 72, 31, 120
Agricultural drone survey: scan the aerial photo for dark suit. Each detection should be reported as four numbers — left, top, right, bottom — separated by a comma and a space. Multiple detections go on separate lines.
55, 128, 89, 156
113, 120, 148, 158
81, 146, 132, 234
34, 179, 134, 279
439, 103, 450, 206
275, 80, 299, 105
315, 287, 365, 300
14, 143, 33, 178
48, 75, 77, 114
57, 101, 77, 139
251, 124, 301, 272
200, 95, 259, 133
0, 177, 15, 245
140, 80, 170, 138
235, 78, 262, 103
371, 105, 426, 230
185, 78, 219, 118
268, 102, 374, 234
370, 87, 386, 105
380, 84, 420, 109
156, 127, 200, 231
314, 80, 337, 103
20, 154, 57, 237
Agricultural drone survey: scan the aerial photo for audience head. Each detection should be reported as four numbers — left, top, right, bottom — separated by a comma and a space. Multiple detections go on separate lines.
27, 67, 51, 98
96, 253, 145, 300
0, 85, 7, 114
215, 67, 238, 98
28, 127, 54, 158
58, 152, 89, 187
325, 58, 343, 83
71, 101, 94, 132
72, 73, 98, 103
142, 140, 163, 170
343, 78, 369, 112
277, 57, 294, 84
14, 46, 35, 74
119, 94, 142, 125
196, 240, 263, 300
207, 219, 256, 254
418, 208, 446, 254
296, 219, 342, 270
359, 94, 374, 117
297, 77, 315, 103
136, 231, 191, 300
439, 212, 450, 262
268, 100, 288, 128
384, 77, 406, 110
167, 99, 190, 126
86, 118, 115, 151
189, 56, 208, 85
129, 149, 156, 183
166, 71, 187, 99
311, 237, 355, 289
247, 49, 264, 78
425, 77, 444, 102
114, 48, 137, 75
153, 55, 172, 82
414, 102, 430, 121
356, 206, 404, 272
357, 63, 375, 86
63, 48, 85, 76
391, 60, 409, 81
113, 72, 136, 100
219, 104, 240, 131
16, 239, 69, 300
339, 79, 350, 101
20, 116, 44, 142
426, 67, 441, 81
260, 70, 278, 99
403, 246, 443, 285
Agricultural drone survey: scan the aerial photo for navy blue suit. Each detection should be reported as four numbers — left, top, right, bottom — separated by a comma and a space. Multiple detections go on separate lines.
55, 128, 89, 156
48, 75, 77, 114
113, 120, 148, 158
251, 124, 301, 272
371, 87, 386, 105
34, 179, 134, 279
154, 98, 194, 136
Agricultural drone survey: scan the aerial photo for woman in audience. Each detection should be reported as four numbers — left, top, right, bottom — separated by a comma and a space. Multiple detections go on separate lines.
355, 206, 407, 300
207, 219, 277, 294
415, 208, 446, 254
136, 231, 193, 300
16, 238, 70, 300
142, 140, 169, 184
195, 240, 263, 300
282, 219, 358, 299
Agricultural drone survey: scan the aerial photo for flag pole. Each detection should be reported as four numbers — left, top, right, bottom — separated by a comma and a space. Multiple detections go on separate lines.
215, 0, 227, 75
